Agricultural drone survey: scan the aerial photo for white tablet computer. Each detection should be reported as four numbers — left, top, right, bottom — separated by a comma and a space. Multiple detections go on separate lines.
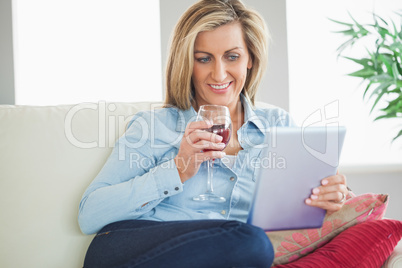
247, 126, 346, 231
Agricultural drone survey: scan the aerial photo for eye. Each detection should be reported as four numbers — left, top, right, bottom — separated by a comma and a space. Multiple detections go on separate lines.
196, 56, 211, 63
226, 53, 240, 61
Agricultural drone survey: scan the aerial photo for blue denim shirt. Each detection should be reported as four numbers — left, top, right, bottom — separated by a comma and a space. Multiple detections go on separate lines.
78, 95, 294, 234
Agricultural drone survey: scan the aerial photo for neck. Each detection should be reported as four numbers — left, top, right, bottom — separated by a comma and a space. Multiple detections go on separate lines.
228, 98, 244, 127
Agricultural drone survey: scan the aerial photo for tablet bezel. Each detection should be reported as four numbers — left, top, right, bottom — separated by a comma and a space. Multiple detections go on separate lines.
247, 126, 346, 231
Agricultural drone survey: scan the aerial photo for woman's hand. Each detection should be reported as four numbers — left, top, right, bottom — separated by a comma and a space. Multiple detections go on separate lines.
174, 120, 226, 183
305, 171, 348, 214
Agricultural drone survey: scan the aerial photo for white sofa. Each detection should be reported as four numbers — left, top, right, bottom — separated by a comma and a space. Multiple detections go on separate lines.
0, 102, 401, 268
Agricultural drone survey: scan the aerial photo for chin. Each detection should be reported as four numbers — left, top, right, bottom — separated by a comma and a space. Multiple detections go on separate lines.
207, 99, 230, 107
196, 91, 240, 108
211, 94, 239, 106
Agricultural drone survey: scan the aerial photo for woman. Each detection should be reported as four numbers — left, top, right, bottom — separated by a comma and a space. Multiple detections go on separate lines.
79, 0, 349, 267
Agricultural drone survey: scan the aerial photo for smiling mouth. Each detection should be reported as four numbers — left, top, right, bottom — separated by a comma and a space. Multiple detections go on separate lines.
209, 82, 232, 90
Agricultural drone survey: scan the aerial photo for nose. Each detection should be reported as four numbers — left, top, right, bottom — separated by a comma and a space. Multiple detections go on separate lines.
211, 59, 227, 82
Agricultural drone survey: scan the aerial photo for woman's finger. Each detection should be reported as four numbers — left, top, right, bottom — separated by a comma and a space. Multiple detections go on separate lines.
310, 190, 345, 203
192, 140, 226, 151
186, 128, 223, 146
305, 199, 343, 213
321, 173, 347, 186
185, 120, 211, 134
313, 183, 347, 196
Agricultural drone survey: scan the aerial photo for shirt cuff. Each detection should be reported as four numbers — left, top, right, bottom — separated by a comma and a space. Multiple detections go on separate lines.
150, 158, 183, 198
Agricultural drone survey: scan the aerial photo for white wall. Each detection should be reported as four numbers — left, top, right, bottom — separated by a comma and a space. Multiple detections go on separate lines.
12, 0, 162, 105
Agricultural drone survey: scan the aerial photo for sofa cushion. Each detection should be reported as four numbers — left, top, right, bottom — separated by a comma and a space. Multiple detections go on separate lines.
267, 193, 388, 265
0, 103, 161, 268
272, 219, 402, 268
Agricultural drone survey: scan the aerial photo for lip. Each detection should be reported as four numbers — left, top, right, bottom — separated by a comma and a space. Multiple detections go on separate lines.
208, 82, 232, 94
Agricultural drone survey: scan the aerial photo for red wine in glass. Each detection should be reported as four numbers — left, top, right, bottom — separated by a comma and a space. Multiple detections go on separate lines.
203, 124, 232, 152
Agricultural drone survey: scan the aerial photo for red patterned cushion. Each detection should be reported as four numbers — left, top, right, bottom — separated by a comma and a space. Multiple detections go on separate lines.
267, 193, 388, 265
273, 219, 402, 268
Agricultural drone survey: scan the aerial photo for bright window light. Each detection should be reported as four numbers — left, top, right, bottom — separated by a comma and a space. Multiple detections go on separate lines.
287, 0, 402, 166
13, 0, 162, 105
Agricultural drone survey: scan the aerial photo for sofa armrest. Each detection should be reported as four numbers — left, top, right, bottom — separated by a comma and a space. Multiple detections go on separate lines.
383, 238, 402, 268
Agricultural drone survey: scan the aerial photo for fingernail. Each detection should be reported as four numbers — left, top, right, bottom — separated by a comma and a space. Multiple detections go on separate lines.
313, 188, 320, 194
305, 199, 311, 204
218, 142, 225, 147
322, 179, 328, 185
216, 136, 223, 142
221, 152, 226, 156
311, 195, 318, 200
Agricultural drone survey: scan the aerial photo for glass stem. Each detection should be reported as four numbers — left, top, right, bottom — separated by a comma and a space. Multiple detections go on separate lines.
206, 159, 215, 194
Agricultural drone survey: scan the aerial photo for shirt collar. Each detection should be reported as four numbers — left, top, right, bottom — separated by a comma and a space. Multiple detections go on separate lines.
175, 94, 266, 134
175, 105, 197, 132
241, 93, 266, 134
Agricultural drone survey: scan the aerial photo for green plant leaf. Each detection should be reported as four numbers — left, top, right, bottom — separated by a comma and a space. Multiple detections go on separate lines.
349, 12, 368, 31
378, 53, 395, 73
370, 83, 392, 113
384, 96, 402, 110
373, 13, 389, 26
391, 21, 399, 39
370, 50, 381, 71
333, 29, 357, 36
378, 28, 392, 39
372, 14, 393, 38
392, 129, 402, 142
389, 42, 402, 51
369, 81, 392, 99
328, 18, 354, 27
348, 68, 377, 78
392, 62, 400, 83
348, 12, 370, 37
343, 56, 373, 67
336, 38, 356, 54
363, 82, 373, 99
368, 73, 393, 83
374, 113, 396, 121
376, 97, 400, 116
377, 44, 398, 56
357, 27, 370, 37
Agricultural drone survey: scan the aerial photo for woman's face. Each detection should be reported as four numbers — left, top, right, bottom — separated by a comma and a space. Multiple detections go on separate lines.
192, 22, 252, 110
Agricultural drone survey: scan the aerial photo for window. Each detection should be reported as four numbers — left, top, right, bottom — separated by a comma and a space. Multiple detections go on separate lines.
13, 0, 162, 105
286, 0, 402, 166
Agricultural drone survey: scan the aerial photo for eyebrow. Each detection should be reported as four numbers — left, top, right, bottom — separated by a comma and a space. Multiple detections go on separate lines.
194, 47, 244, 54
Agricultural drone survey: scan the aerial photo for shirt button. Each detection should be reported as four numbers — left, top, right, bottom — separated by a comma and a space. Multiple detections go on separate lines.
164, 191, 168, 195
221, 210, 226, 215
175, 187, 179, 191
230, 177, 235, 181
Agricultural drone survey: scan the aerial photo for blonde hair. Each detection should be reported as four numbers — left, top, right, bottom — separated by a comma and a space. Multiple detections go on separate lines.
164, 0, 269, 110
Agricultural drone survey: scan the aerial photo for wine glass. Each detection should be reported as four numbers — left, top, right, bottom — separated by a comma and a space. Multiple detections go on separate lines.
193, 105, 232, 203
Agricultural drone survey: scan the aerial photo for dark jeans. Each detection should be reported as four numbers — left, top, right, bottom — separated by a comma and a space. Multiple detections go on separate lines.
83, 219, 274, 268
